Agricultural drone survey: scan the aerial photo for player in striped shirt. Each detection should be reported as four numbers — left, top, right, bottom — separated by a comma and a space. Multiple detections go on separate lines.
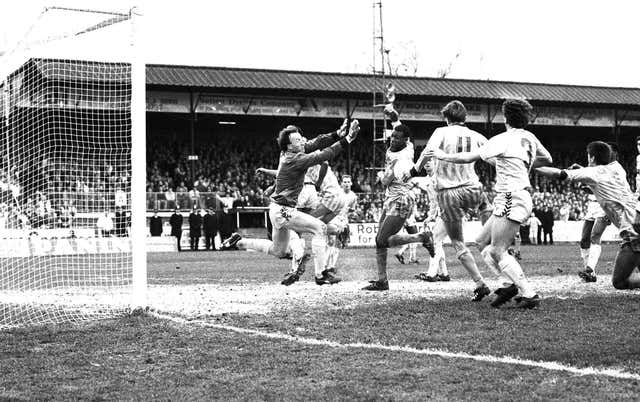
324, 175, 359, 275
414, 100, 493, 301
427, 99, 553, 309
363, 112, 435, 291
414, 160, 450, 282
222, 120, 360, 286
537, 141, 640, 291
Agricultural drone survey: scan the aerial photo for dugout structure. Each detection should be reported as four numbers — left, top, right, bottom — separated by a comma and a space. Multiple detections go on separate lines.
0, 7, 146, 329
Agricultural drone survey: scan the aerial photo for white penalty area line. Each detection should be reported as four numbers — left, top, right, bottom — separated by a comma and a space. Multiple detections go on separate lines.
152, 312, 640, 382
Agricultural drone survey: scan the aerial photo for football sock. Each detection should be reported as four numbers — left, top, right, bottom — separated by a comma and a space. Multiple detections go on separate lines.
580, 248, 590, 269
289, 236, 305, 272
376, 247, 388, 282
311, 235, 328, 278
499, 254, 536, 298
435, 243, 447, 275
408, 243, 417, 262
330, 247, 340, 269
426, 253, 439, 277
587, 244, 601, 273
238, 239, 272, 255
397, 244, 408, 256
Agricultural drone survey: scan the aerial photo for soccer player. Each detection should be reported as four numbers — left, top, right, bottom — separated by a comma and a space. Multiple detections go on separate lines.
414, 160, 450, 282
426, 98, 553, 309
536, 141, 640, 291
414, 100, 493, 301
257, 159, 351, 284
576, 186, 611, 282
222, 120, 360, 286
324, 175, 359, 275
395, 182, 420, 265
362, 111, 435, 291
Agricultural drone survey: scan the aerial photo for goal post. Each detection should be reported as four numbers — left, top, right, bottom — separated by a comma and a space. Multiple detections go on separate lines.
0, 6, 147, 329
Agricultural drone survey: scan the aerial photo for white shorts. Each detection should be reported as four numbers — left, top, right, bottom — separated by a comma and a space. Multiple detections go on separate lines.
584, 200, 606, 221
269, 203, 304, 230
297, 184, 319, 210
492, 190, 532, 224
329, 215, 349, 232
319, 191, 345, 215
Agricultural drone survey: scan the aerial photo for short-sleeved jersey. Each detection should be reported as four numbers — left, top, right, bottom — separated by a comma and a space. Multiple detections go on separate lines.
305, 163, 341, 197
337, 190, 358, 218
422, 125, 486, 190
478, 128, 549, 192
410, 175, 439, 219
566, 161, 637, 234
384, 143, 415, 200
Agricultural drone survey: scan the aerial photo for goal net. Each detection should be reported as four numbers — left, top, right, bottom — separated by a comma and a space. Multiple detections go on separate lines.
0, 7, 146, 329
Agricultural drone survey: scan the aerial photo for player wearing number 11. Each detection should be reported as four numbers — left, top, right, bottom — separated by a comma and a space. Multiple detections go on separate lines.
414, 100, 493, 302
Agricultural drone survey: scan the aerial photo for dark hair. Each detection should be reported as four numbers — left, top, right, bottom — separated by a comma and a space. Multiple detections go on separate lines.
502, 98, 533, 129
586, 141, 612, 165
441, 100, 467, 123
277, 125, 302, 151
393, 124, 412, 139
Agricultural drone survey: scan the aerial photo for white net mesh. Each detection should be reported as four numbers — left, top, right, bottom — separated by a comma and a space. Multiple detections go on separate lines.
0, 7, 142, 329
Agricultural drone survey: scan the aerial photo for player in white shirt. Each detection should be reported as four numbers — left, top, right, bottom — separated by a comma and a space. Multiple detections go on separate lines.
577, 188, 610, 282
427, 99, 553, 309
395, 199, 420, 265
324, 175, 359, 275
537, 141, 640, 291
414, 100, 493, 301
413, 162, 450, 282
362, 117, 435, 291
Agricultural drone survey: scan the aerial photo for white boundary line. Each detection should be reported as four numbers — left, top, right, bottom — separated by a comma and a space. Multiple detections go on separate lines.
152, 312, 640, 381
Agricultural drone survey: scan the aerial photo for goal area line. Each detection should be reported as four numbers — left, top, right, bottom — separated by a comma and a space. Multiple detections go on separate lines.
152, 312, 640, 382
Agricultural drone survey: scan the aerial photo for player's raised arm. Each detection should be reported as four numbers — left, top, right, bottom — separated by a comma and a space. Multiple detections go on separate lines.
304, 119, 350, 153
295, 121, 359, 170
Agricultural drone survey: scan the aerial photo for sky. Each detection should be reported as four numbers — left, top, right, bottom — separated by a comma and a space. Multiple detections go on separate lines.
1, 0, 639, 88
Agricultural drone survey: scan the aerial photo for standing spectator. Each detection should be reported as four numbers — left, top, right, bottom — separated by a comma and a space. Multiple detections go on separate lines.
533, 206, 544, 245
149, 209, 163, 237
203, 209, 218, 250
165, 187, 176, 210
170, 208, 184, 251
542, 206, 554, 245
188, 207, 202, 251
519, 218, 531, 245
528, 213, 542, 245
559, 203, 570, 221
96, 211, 114, 237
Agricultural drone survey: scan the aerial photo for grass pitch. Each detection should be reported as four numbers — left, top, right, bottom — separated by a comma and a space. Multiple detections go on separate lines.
1, 243, 640, 400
